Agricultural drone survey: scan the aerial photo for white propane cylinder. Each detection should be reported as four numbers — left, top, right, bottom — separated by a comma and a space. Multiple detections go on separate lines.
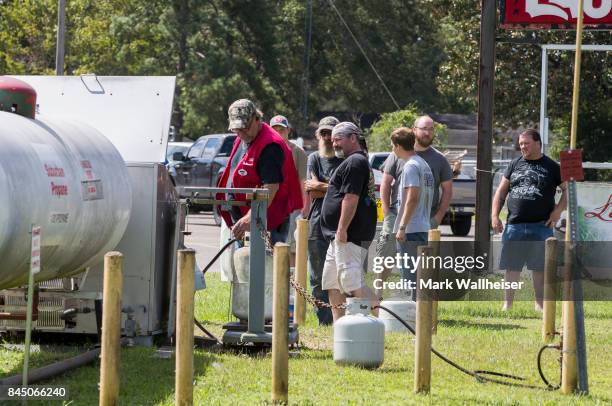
379, 297, 416, 333
333, 298, 384, 368
231, 246, 274, 320
0, 112, 132, 289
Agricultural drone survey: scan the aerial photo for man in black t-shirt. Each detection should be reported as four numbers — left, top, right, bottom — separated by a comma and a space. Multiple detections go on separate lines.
320, 122, 378, 322
304, 116, 342, 325
492, 129, 567, 311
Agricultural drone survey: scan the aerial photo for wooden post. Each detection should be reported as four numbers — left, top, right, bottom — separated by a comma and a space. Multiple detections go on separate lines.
176, 249, 195, 406
415, 246, 433, 394
272, 243, 290, 403
542, 237, 557, 343
561, 244, 577, 394
294, 219, 309, 326
562, 0, 585, 395
474, 0, 496, 245
99, 252, 123, 406
428, 229, 441, 335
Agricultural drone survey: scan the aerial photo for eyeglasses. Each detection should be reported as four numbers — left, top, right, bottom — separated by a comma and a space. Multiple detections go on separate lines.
416, 126, 435, 132
319, 130, 332, 137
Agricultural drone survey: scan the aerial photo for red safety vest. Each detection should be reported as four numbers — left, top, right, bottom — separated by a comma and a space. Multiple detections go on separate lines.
216, 123, 303, 230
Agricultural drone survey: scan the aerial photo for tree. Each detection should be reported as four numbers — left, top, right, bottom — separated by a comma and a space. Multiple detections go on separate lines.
367, 106, 447, 153
434, 0, 611, 169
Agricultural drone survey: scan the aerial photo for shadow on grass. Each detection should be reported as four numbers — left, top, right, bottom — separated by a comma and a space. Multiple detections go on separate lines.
439, 319, 525, 330
288, 348, 331, 361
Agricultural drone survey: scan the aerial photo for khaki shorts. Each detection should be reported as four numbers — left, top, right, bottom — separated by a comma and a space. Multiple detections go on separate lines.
322, 240, 368, 294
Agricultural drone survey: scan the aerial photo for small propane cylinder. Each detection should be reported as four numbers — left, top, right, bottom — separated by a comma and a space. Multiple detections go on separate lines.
378, 297, 416, 333
231, 246, 274, 320
333, 298, 384, 368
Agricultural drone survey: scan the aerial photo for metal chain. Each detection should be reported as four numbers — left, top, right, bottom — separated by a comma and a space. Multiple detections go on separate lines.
290, 275, 346, 310
255, 216, 275, 254
255, 216, 346, 310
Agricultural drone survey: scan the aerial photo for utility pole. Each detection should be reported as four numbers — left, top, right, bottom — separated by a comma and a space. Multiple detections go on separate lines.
300, 0, 313, 136
475, 0, 496, 247
55, 0, 66, 75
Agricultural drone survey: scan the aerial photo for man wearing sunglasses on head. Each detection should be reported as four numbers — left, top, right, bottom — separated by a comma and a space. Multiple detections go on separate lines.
303, 116, 342, 325
216, 99, 303, 244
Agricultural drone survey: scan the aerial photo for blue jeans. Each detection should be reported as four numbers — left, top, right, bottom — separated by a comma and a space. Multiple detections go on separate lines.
308, 239, 333, 325
397, 232, 428, 300
500, 222, 553, 271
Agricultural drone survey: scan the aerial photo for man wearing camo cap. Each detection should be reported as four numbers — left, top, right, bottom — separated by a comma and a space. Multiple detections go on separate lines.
303, 116, 342, 325
320, 122, 378, 321
216, 99, 303, 244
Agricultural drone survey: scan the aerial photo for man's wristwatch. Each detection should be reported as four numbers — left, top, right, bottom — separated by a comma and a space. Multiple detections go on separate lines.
399, 225, 406, 231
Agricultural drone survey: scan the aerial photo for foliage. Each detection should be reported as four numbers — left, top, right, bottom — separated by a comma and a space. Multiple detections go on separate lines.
549, 103, 612, 181
0, 0, 609, 157
0, 0, 448, 140
367, 106, 447, 153
433, 0, 611, 165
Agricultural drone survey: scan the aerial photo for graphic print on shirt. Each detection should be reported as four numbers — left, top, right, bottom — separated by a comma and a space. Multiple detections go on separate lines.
367, 169, 376, 203
508, 162, 550, 201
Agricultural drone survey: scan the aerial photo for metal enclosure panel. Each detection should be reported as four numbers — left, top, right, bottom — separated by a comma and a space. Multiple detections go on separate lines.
11, 75, 176, 163
84, 163, 178, 335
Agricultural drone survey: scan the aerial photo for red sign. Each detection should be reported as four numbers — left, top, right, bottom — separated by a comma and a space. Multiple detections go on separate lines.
501, 0, 612, 29
560, 149, 584, 181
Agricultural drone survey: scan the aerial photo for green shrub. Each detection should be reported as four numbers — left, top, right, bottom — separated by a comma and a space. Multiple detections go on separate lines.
366, 106, 448, 153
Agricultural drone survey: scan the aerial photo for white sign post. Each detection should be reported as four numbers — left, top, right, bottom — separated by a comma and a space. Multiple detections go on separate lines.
22, 225, 41, 387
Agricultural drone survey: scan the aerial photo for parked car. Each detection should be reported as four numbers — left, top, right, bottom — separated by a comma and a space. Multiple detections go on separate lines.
165, 141, 192, 164
170, 133, 237, 224
369, 152, 390, 171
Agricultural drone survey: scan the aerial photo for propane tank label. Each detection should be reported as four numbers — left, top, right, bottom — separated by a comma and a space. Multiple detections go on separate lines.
50, 182, 68, 196
44, 164, 65, 177
80, 160, 97, 180
81, 180, 104, 201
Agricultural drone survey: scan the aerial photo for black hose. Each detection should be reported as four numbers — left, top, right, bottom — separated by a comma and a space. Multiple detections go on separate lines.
537, 344, 561, 390
0, 338, 131, 386
194, 318, 221, 344
374, 305, 548, 390
203, 238, 238, 275
192, 238, 238, 345
0, 347, 101, 386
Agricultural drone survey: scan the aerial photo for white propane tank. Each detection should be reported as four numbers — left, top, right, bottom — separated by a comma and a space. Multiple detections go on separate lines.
0, 111, 132, 289
231, 246, 274, 320
379, 297, 416, 333
333, 298, 384, 368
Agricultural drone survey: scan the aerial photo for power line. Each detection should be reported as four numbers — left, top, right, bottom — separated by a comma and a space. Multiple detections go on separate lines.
326, 0, 401, 110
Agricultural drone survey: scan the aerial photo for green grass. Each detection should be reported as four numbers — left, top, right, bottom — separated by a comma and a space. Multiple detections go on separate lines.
1, 272, 611, 405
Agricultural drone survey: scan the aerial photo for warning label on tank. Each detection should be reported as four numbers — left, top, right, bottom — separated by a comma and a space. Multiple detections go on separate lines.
80, 160, 97, 180
81, 180, 104, 201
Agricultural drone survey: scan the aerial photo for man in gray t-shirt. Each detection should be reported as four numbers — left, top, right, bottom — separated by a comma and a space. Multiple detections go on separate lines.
389, 128, 434, 300
414, 115, 453, 227
393, 155, 434, 234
